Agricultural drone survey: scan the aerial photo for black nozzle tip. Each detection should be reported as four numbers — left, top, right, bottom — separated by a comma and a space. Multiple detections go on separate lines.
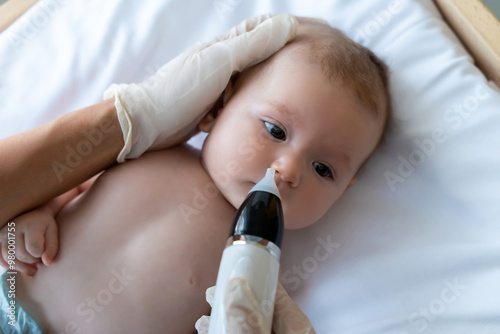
229, 191, 284, 248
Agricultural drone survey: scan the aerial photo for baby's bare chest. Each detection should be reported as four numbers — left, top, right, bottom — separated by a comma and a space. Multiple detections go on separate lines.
24, 147, 238, 333
69, 147, 237, 270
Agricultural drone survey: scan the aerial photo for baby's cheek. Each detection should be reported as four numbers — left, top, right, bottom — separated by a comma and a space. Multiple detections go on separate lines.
284, 191, 338, 229
283, 204, 316, 230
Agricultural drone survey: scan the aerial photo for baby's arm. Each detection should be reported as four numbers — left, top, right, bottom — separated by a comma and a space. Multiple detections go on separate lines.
0, 174, 99, 275
43, 174, 99, 218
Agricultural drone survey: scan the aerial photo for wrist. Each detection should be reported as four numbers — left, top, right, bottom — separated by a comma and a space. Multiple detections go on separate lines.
39, 203, 57, 217
98, 98, 125, 162
112, 94, 134, 162
39, 186, 80, 218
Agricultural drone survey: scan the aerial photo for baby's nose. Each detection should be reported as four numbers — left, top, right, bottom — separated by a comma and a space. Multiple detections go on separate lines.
271, 152, 302, 188
274, 171, 282, 187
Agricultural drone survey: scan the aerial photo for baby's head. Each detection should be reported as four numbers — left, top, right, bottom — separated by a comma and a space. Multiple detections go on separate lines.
199, 17, 390, 229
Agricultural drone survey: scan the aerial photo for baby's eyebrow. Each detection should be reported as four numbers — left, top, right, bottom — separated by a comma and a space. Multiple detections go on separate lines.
329, 151, 352, 176
264, 100, 298, 126
318, 143, 353, 176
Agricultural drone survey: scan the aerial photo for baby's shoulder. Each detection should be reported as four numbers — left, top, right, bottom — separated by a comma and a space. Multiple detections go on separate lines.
138, 144, 201, 168
95, 144, 208, 207
108, 144, 201, 174
97, 144, 203, 186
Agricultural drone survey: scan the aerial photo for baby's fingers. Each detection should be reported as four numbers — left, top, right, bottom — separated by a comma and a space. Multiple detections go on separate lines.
42, 222, 58, 266
23, 226, 45, 259
0, 240, 37, 275
16, 233, 41, 265
0, 241, 10, 270
13, 260, 37, 276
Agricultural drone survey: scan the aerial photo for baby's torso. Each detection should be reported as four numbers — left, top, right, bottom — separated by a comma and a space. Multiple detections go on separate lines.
16, 145, 236, 333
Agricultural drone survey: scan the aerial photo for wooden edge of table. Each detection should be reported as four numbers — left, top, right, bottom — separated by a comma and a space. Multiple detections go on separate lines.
0, 0, 38, 32
435, 0, 500, 87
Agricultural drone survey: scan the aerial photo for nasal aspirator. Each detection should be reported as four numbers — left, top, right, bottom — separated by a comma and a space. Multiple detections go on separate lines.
208, 168, 284, 333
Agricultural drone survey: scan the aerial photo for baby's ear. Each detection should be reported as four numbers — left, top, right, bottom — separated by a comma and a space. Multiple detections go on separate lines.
198, 80, 235, 133
222, 77, 235, 106
198, 110, 217, 133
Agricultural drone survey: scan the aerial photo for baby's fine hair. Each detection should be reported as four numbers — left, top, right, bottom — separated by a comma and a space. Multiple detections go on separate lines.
263, 17, 391, 146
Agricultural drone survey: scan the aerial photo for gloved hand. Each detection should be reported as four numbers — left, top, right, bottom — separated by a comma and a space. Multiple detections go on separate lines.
104, 14, 298, 162
195, 278, 316, 334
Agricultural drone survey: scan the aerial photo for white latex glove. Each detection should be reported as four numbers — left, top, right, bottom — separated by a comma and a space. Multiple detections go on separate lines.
103, 14, 298, 162
195, 278, 316, 334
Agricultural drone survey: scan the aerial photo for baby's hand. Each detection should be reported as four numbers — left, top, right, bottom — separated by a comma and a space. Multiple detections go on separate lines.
0, 207, 58, 276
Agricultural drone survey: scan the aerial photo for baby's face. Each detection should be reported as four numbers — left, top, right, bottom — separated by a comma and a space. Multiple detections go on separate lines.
199, 55, 382, 229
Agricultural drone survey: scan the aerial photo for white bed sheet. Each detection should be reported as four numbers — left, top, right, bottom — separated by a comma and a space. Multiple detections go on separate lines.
1, 0, 500, 333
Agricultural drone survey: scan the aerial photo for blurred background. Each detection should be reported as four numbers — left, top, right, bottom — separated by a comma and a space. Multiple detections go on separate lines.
483, 0, 500, 19
1, 0, 499, 19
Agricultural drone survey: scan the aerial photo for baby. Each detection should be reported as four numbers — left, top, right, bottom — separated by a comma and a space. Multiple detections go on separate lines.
0, 18, 390, 333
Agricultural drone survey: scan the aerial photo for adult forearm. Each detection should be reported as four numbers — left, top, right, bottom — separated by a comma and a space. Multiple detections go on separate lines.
0, 99, 123, 225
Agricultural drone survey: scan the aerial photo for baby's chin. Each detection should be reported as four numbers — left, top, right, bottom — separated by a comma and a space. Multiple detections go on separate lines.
222, 182, 255, 210
222, 191, 245, 210
284, 219, 316, 230
282, 206, 320, 230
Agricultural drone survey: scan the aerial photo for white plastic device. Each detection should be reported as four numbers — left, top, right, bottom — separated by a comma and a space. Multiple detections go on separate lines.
208, 168, 284, 333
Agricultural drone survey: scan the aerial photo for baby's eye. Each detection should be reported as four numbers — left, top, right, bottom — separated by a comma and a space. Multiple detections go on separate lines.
265, 122, 286, 140
313, 162, 333, 179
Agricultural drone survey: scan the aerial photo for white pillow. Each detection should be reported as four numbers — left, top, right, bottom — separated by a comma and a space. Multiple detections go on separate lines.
1, 0, 499, 333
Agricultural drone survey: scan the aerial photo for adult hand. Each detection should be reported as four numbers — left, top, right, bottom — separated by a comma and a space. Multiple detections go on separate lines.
104, 14, 298, 162
195, 278, 316, 334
